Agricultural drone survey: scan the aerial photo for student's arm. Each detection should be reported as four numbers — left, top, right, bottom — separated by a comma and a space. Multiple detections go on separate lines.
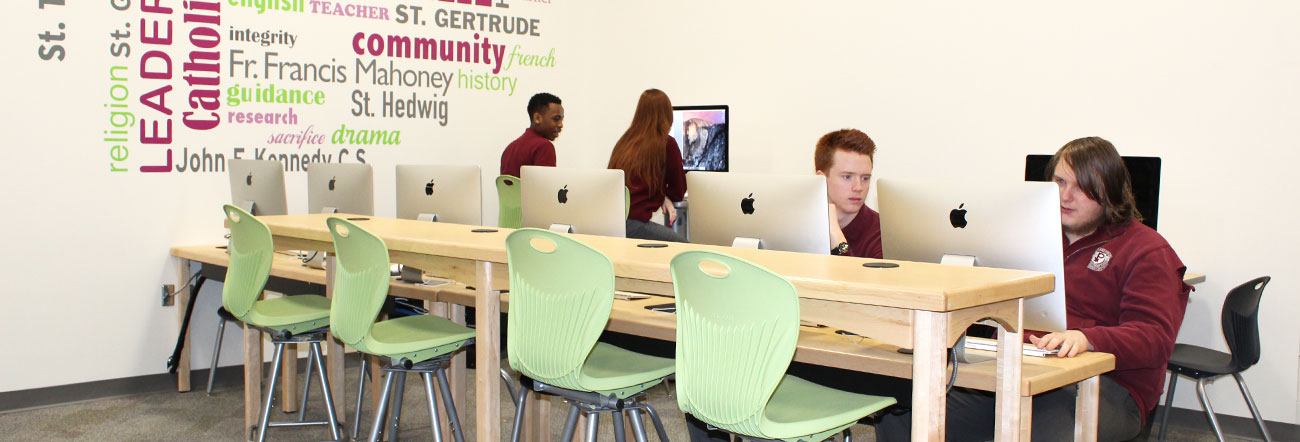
662, 197, 678, 226
828, 204, 848, 251
664, 137, 687, 202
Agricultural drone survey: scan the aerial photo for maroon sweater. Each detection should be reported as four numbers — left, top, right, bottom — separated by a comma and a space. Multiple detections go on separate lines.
841, 205, 883, 259
622, 137, 687, 222
1032, 220, 1190, 422
500, 128, 556, 177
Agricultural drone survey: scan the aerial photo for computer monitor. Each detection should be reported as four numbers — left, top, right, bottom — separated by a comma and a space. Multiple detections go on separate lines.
670, 105, 729, 172
686, 172, 831, 254
877, 178, 1066, 332
395, 164, 482, 225
306, 162, 374, 215
520, 166, 627, 238
228, 159, 288, 216
1025, 154, 1161, 230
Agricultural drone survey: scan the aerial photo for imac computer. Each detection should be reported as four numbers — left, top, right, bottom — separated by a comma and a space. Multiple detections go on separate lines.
395, 164, 482, 283
686, 172, 830, 254
1026, 154, 1161, 230
670, 105, 729, 172
395, 164, 483, 225
228, 159, 288, 216
877, 178, 1066, 332
520, 166, 627, 238
306, 162, 374, 216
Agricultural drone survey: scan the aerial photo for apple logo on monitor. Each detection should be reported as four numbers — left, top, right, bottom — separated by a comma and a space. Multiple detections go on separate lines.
425, 179, 435, 196
557, 185, 569, 204
949, 203, 968, 228
328, 176, 336, 191
740, 193, 755, 215
245, 172, 253, 186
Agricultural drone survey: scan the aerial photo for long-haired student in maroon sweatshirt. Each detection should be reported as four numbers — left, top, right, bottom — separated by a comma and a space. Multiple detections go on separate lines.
876, 137, 1191, 442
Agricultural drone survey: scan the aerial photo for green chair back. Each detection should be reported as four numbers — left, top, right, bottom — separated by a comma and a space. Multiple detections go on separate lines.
325, 217, 391, 349
497, 175, 522, 228
671, 250, 801, 437
624, 186, 631, 218
504, 228, 615, 391
221, 205, 274, 320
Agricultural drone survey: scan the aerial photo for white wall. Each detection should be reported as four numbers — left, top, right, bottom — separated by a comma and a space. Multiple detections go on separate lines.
4, 0, 1296, 425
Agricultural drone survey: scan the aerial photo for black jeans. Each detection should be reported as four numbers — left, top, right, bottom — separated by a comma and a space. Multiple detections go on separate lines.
626, 219, 688, 243
873, 374, 1142, 442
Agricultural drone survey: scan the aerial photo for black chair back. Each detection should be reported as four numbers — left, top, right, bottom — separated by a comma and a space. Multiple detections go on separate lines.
1222, 276, 1269, 373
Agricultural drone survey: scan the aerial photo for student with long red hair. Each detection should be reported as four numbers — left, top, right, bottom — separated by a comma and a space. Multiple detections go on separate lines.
607, 89, 688, 242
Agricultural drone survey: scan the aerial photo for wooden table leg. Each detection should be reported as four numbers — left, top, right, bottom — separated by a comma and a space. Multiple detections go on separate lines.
523, 392, 553, 442
175, 258, 192, 393
912, 310, 949, 442
475, 261, 502, 442
430, 301, 468, 440
995, 300, 1025, 442
324, 254, 346, 420
1074, 375, 1100, 442
244, 321, 264, 437
281, 343, 298, 413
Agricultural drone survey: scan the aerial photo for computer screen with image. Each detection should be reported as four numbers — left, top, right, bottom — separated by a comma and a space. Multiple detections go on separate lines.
228, 159, 288, 216
686, 172, 830, 255
877, 178, 1066, 332
520, 166, 627, 238
670, 105, 729, 172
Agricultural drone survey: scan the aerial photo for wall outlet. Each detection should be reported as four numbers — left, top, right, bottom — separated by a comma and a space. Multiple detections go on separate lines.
161, 284, 175, 306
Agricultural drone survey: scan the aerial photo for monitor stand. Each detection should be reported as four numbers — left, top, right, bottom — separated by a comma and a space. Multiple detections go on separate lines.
939, 254, 992, 363
302, 207, 338, 269
549, 223, 574, 234
400, 214, 439, 283
731, 237, 764, 249
237, 200, 256, 215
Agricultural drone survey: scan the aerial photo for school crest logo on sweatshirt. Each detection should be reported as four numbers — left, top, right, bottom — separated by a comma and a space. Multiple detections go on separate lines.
1088, 247, 1112, 271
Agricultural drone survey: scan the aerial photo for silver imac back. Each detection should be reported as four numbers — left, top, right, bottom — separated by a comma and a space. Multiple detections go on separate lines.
520, 166, 626, 238
395, 164, 482, 225
306, 162, 374, 215
686, 172, 831, 254
877, 178, 1066, 332
228, 159, 288, 216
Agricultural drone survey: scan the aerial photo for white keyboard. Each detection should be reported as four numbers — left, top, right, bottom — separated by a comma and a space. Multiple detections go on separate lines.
963, 337, 1060, 357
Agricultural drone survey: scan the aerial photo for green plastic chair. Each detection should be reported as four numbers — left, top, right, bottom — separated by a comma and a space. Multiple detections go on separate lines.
222, 205, 341, 442
625, 186, 631, 218
497, 175, 523, 228
671, 250, 897, 442
504, 228, 675, 442
326, 217, 476, 442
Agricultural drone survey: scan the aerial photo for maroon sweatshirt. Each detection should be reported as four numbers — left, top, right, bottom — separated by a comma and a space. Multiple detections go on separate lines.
500, 128, 556, 177
622, 137, 687, 223
1031, 220, 1191, 423
841, 205, 883, 259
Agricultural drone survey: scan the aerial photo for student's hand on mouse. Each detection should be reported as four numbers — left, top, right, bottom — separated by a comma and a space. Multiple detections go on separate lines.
1030, 330, 1091, 358
662, 197, 678, 226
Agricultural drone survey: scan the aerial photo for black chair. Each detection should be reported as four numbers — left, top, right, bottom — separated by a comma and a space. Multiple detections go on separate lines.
1157, 276, 1272, 442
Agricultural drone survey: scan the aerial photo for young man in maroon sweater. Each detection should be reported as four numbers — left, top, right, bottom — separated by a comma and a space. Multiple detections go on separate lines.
876, 137, 1191, 442
817, 129, 884, 258
500, 92, 564, 177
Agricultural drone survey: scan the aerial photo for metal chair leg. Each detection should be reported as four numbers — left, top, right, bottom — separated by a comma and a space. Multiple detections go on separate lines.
389, 371, 408, 442
1232, 373, 1273, 442
641, 405, 671, 442
309, 342, 343, 441
206, 318, 226, 395
613, 409, 627, 442
297, 346, 315, 422
368, 371, 396, 442
436, 367, 467, 442
1157, 371, 1178, 441
255, 343, 286, 442
509, 378, 530, 442
353, 356, 369, 440
502, 368, 518, 406
584, 410, 600, 442
843, 428, 852, 442
1195, 378, 1226, 442
558, 404, 581, 442
626, 408, 650, 442
422, 372, 446, 442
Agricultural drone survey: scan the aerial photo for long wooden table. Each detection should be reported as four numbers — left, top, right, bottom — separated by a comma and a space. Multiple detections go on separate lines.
248, 214, 1065, 442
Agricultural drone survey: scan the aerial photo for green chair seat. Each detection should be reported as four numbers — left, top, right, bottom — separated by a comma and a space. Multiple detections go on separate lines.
242, 294, 331, 335
761, 375, 898, 441
360, 315, 475, 363
578, 342, 674, 398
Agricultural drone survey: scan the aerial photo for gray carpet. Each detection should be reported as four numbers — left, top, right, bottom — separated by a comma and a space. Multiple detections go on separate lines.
0, 362, 1233, 442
